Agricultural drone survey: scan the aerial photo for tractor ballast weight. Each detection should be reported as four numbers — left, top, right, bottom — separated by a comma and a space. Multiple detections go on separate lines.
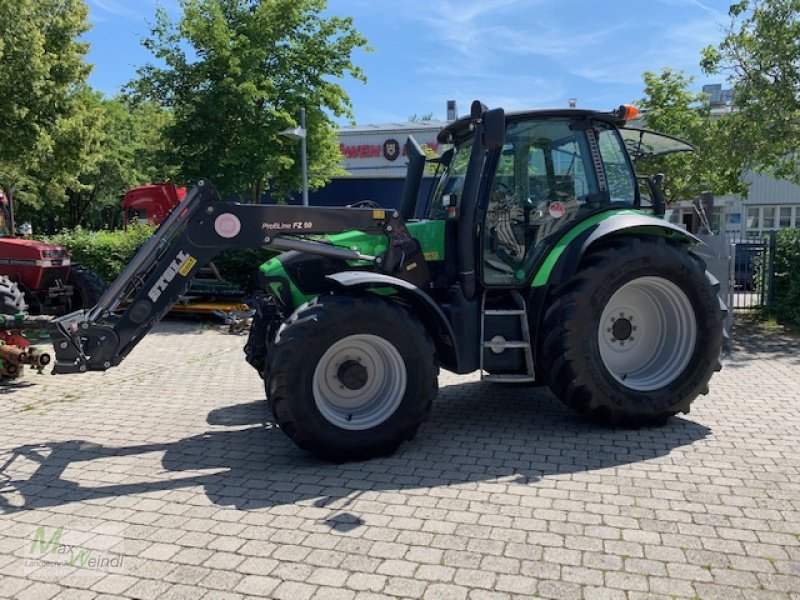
47, 102, 725, 461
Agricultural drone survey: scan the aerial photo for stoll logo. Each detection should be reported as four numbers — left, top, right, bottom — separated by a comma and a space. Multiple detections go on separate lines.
148, 250, 195, 302
25, 526, 125, 575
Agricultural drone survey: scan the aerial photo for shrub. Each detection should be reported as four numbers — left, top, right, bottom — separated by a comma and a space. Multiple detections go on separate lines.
212, 247, 276, 291
43, 225, 275, 292
771, 228, 800, 328
44, 225, 156, 284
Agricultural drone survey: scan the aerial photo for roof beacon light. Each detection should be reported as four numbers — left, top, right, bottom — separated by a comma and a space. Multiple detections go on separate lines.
617, 104, 639, 122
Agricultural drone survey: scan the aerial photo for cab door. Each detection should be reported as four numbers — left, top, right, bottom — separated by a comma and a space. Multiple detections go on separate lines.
480, 118, 599, 286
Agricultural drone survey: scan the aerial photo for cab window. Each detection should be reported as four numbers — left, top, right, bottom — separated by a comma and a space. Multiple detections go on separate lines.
596, 124, 636, 205
482, 118, 598, 286
428, 140, 471, 220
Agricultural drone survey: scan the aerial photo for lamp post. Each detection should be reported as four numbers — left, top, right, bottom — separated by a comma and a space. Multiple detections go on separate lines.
279, 107, 309, 206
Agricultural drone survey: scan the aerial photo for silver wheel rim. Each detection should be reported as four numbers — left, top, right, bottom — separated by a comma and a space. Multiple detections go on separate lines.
313, 334, 407, 430
598, 276, 697, 392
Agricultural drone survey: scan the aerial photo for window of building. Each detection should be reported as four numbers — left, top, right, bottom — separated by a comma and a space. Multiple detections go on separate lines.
746, 207, 760, 231
745, 205, 797, 234
780, 206, 793, 228
762, 206, 775, 229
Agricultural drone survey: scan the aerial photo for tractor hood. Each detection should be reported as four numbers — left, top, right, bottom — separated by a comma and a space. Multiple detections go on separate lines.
0, 238, 69, 260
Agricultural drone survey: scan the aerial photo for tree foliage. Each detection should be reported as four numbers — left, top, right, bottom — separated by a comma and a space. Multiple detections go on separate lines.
129, 0, 369, 201
636, 68, 749, 203
0, 0, 91, 192
702, 0, 800, 182
15, 93, 174, 232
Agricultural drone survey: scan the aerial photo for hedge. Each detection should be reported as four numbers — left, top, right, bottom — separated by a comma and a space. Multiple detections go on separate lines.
43, 225, 275, 293
771, 228, 800, 328
44, 225, 156, 285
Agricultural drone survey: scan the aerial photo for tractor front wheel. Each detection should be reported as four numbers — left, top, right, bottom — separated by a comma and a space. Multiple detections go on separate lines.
265, 294, 438, 461
539, 236, 723, 426
0, 276, 26, 314
68, 268, 106, 311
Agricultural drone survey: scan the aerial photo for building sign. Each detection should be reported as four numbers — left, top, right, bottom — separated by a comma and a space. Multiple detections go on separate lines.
339, 140, 441, 160
383, 139, 401, 162
337, 125, 445, 178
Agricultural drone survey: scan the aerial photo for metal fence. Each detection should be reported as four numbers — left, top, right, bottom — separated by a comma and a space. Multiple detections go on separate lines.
694, 231, 778, 339
729, 231, 777, 313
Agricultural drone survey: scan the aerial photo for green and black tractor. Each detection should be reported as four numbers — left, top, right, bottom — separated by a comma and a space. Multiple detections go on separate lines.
49, 101, 726, 461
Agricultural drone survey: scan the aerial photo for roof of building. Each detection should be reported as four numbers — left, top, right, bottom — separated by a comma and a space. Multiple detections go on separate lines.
339, 120, 449, 134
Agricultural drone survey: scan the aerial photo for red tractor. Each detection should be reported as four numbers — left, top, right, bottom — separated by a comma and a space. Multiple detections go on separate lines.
0, 189, 105, 315
123, 183, 186, 227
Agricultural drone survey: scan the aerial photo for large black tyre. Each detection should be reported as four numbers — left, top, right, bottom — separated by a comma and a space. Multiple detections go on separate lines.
68, 268, 106, 311
265, 294, 438, 461
539, 236, 724, 426
0, 276, 26, 315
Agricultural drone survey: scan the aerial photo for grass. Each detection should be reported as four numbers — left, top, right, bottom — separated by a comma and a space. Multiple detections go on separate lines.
735, 314, 800, 339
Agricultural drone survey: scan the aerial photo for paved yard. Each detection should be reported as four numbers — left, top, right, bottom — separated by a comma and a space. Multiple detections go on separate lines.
0, 319, 798, 600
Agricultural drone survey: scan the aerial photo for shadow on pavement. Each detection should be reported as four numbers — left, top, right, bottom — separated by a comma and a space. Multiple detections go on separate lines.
0, 382, 710, 515
725, 321, 800, 368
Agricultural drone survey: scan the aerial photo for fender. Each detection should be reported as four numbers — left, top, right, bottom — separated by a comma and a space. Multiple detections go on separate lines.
542, 213, 703, 286
327, 271, 460, 372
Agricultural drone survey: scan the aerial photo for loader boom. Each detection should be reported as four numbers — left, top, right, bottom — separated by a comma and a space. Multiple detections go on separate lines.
48, 180, 427, 374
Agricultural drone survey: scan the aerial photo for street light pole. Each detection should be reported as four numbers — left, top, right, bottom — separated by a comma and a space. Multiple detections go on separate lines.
279, 109, 310, 207
300, 107, 309, 207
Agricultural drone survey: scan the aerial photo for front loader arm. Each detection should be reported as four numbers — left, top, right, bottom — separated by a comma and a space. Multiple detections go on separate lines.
49, 180, 425, 374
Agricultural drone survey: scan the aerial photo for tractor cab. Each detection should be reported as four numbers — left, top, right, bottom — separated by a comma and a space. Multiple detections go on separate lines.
424, 103, 691, 290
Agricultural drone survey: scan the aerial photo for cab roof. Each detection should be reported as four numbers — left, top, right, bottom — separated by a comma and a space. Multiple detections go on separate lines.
437, 108, 627, 144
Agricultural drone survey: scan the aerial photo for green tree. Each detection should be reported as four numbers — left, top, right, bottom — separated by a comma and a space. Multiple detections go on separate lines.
129, 0, 368, 202
16, 94, 174, 231
0, 0, 91, 196
635, 68, 749, 203
701, 0, 800, 182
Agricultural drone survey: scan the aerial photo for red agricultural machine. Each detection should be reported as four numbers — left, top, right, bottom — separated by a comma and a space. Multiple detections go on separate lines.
0, 190, 105, 316
0, 276, 50, 379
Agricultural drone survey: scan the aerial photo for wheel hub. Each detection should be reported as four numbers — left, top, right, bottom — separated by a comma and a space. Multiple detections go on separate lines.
611, 315, 634, 342
337, 359, 368, 390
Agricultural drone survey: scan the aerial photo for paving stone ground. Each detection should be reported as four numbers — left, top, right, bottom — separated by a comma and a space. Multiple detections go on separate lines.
0, 318, 798, 600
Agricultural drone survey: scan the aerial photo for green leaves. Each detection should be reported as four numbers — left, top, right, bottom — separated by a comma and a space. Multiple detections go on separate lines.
636, 68, 749, 203
771, 228, 800, 327
702, 0, 800, 184
0, 0, 91, 169
129, 0, 369, 201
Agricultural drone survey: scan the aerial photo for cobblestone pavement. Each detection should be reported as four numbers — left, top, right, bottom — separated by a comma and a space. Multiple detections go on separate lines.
0, 320, 798, 600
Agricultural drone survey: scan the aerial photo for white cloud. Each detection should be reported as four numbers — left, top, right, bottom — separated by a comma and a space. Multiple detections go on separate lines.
88, 0, 145, 20
656, 0, 726, 17
569, 14, 726, 86
88, 0, 181, 21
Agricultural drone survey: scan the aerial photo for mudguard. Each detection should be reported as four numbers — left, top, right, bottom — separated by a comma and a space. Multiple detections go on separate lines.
326, 271, 460, 372
548, 213, 703, 286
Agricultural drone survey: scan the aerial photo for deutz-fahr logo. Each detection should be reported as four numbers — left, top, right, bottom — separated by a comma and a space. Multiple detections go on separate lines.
148, 251, 196, 302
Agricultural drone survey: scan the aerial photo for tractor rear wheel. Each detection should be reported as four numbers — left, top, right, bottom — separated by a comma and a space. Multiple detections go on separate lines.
68, 268, 106, 311
0, 276, 26, 314
265, 294, 438, 461
539, 236, 723, 426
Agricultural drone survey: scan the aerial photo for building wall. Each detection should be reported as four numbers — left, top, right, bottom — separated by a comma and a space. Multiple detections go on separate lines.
669, 172, 800, 237
337, 122, 447, 179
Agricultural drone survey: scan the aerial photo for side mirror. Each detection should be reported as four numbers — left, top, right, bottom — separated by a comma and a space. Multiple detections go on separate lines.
439, 148, 454, 168
482, 108, 505, 150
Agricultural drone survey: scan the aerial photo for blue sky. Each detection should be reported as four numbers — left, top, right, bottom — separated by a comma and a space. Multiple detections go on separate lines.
84, 0, 735, 124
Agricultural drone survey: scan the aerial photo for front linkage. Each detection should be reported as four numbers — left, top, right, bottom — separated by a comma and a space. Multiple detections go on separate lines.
48, 180, 430, 374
